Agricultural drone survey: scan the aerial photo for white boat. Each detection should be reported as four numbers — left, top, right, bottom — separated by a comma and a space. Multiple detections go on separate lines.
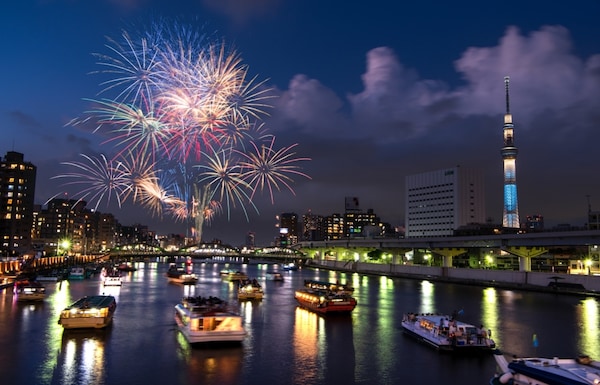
58, 295, 117, 329
237, 279, 264, 300
401, 313, 495, 352
101, 267, 122, 286
166, 264, 199, 285
14, 280, 46, 302
174, 296, 246, 345
490, 350, 600, 385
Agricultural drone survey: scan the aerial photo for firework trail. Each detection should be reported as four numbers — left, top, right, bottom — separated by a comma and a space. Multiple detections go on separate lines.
60, 21, 311, 243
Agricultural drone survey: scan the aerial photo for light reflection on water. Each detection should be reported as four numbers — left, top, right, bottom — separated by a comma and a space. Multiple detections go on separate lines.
1, 263, 600, 385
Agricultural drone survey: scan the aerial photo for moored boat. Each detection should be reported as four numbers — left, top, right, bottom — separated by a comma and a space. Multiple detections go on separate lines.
68, 266, 86, 280
58, 295, 117, 329
490, 349, 600, 385
401, 313, 495, 352
174, 296, 246, 345
294, 288, 357, 314
237, 279, 264, 300
166, 264, 199, 285
14, 280, 46, 302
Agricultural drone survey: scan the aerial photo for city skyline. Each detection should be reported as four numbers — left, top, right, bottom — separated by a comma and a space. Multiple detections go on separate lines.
2, 1, 600, 245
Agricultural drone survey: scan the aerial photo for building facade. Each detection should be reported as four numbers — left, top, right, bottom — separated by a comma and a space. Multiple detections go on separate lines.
405, 166, 486, 237
0, 151, 37, 258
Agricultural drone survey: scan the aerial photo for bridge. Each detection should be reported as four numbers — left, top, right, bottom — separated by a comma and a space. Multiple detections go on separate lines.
293, 229, 600, 272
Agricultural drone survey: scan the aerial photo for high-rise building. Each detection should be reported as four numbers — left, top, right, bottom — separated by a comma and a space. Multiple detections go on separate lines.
501, 76, 520, 228
405, 166, 485, 237
0, 151, 37, 257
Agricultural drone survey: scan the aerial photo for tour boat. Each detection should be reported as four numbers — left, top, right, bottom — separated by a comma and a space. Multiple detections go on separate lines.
14, 280, 46, 302
401, 313, 495, 352
165, 264, 199, 285
266, 271, 284, 281
36, 269, 67, 282
58, 295, 117, 329
490, 349, 600, 385
102, 269, 122, 287
294, 288, 357, 314
237, 279, 264, 300
220, 269, 248, 281
174, 296, 247, 345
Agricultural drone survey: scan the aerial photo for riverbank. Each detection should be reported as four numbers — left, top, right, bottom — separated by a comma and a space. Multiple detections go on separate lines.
307, 259, 600, 297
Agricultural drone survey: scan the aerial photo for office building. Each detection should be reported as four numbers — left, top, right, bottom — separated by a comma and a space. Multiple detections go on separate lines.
405, 166, 485, 237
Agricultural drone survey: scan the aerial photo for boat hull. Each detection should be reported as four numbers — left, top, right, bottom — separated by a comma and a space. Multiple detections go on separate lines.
294, 290, 357, 314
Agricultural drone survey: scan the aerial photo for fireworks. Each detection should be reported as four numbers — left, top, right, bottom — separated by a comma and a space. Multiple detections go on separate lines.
59, 22, 311, 242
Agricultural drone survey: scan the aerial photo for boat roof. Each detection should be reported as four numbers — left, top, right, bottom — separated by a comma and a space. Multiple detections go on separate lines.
508, 357, 600, 385
68, 295, 116, 309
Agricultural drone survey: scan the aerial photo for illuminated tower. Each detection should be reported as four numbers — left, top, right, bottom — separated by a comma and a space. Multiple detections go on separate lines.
501, 76, 520, 228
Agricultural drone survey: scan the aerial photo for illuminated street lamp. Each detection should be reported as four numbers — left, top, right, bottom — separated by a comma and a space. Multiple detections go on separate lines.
57, 239, 71, 256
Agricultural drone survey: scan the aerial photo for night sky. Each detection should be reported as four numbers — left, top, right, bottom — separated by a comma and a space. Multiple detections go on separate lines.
2, 1, 600, 246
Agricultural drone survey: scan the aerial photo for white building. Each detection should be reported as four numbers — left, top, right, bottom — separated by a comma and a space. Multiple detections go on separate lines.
405, 166, 485, 237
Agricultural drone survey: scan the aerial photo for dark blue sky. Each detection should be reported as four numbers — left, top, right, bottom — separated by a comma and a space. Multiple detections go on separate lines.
2, 1, 600, 246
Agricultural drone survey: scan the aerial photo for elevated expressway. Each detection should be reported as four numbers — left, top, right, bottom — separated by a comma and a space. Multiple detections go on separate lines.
293, 230, 600, 272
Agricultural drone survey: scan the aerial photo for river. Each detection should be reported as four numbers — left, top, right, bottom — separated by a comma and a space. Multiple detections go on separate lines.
0, 259, 598, 385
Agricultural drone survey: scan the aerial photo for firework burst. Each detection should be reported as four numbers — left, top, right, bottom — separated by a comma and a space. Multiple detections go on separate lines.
57, 21, 311, 243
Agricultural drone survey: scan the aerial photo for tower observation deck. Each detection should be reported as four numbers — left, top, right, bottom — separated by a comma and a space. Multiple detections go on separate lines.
501, 76, 520, 228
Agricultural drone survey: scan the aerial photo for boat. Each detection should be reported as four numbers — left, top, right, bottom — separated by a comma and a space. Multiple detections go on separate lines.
266, 271, 284, 281
58, 295, 117, 329
401, 312, 495, 352
294, 288, 357, 314
116, 263, 137, 272
165, 264, 199, 285
68, 266, 86, 280
13, 280, 46, 302
282, 263, 299, 271
174, 296, 247, 345
304, 279, 354, 293
237, 279, 264, 300
490, 349, 600, 385
220, 269, 248, 281
101, 268, 122, 287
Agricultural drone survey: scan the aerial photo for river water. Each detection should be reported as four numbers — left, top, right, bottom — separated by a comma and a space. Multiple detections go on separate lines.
1, 260, 598, 385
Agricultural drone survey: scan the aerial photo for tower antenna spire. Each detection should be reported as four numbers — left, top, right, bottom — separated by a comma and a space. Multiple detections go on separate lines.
504, 76, 510, 114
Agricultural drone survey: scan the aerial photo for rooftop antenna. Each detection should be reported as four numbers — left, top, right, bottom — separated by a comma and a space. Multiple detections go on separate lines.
504, 76, 510, 114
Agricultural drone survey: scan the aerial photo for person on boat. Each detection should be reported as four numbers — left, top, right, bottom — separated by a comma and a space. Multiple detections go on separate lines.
477, 325, 486, 344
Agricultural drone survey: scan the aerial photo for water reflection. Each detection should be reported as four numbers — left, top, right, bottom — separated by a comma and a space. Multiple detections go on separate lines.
175, 333, 244, 385
481, 287, 499, 346
53, 329, 111, 385
419, 280, 435, 314
292, 307, 355, 384
577, 298, 600, 358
